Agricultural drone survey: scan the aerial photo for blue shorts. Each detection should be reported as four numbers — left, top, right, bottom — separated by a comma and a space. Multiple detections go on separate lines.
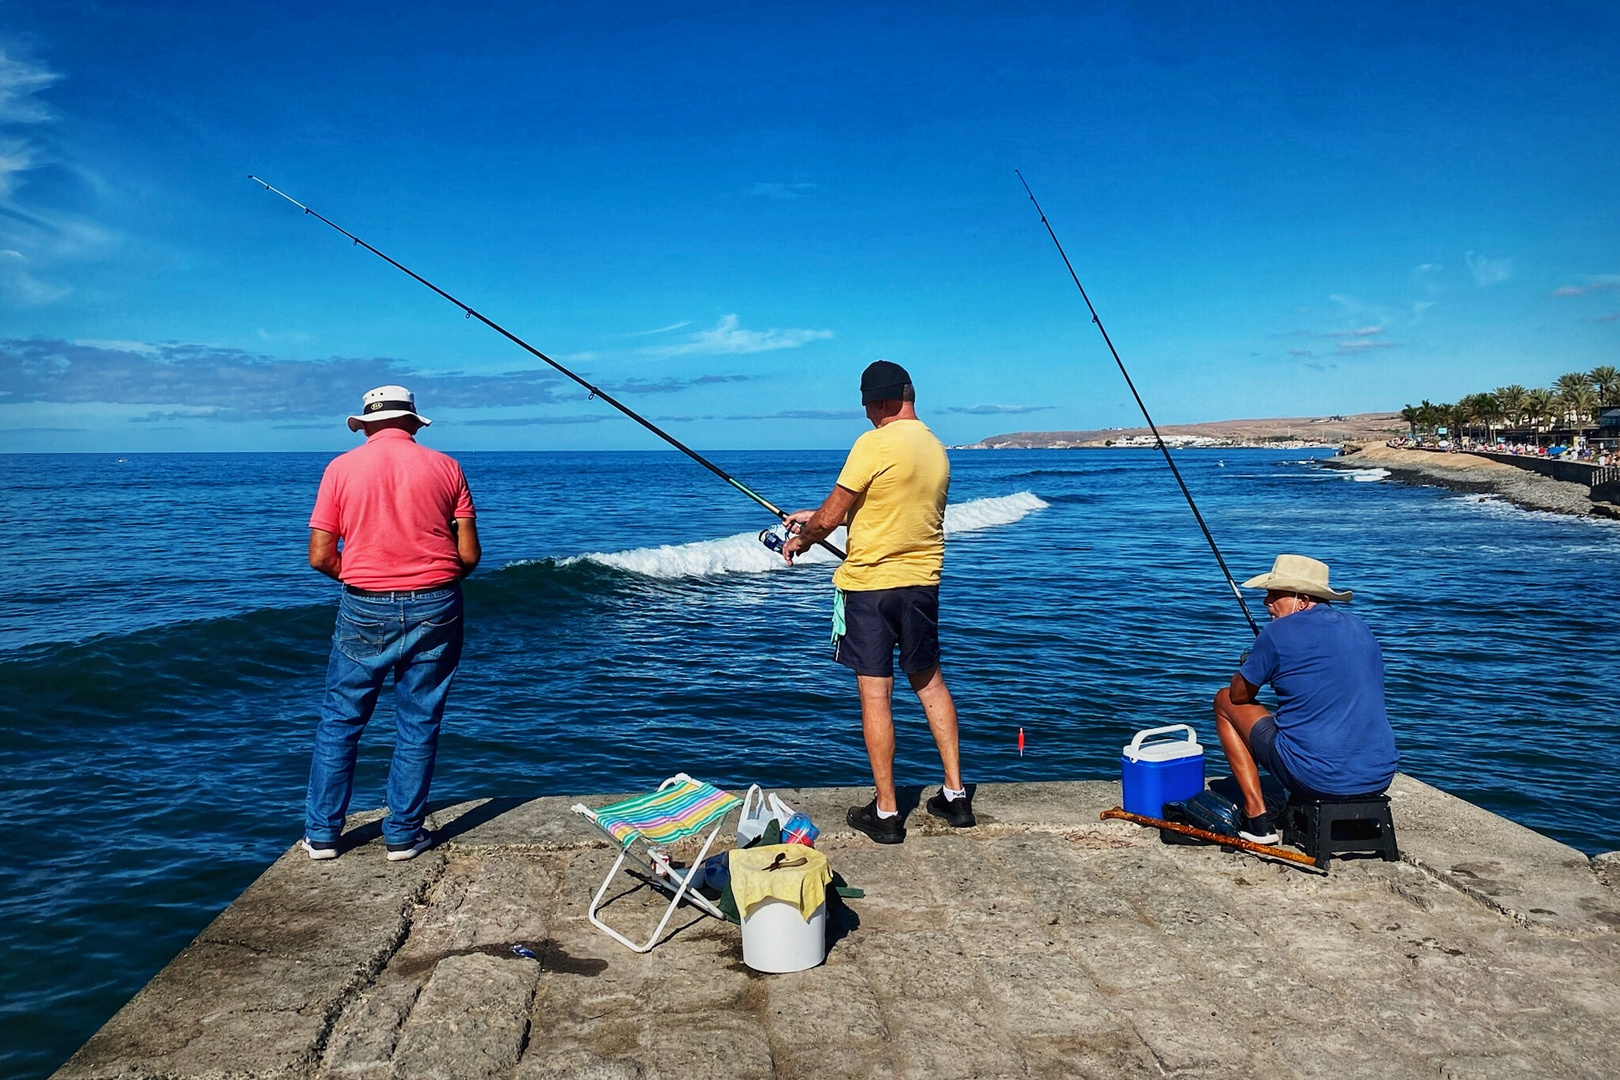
834, 586, 940, 678
1248, 715, 1322, 799
1248, 716, 1385, 800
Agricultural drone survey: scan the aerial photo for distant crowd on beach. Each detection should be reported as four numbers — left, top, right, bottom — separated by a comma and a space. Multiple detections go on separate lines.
1384, 436, 1616, 467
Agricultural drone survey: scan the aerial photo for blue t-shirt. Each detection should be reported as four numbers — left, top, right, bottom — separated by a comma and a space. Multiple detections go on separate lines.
1238, 605, 1399, 795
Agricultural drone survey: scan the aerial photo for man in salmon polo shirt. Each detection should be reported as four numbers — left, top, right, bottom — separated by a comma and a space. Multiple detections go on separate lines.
301, 385, 480, 862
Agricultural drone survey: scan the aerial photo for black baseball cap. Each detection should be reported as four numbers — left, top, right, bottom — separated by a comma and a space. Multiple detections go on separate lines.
860, 360, 913, 405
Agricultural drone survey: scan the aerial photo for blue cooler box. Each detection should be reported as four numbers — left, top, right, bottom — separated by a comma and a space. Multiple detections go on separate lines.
1121, 724, 1205, 818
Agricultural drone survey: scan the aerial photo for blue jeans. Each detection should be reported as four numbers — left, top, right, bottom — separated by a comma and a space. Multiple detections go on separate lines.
305, 585, 464, 846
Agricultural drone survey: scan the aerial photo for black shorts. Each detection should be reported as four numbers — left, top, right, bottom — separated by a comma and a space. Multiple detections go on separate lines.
835, 585, 941, 678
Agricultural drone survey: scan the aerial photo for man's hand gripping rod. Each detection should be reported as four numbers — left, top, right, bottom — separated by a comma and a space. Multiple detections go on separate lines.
249, 176, 846, 561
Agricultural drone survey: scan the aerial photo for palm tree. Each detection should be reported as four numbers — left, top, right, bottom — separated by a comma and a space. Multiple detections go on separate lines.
1475, 392, 1503, 443
1459, 392, 1501, 444
1495, 385, 1530, 428
1417, 399, 1440, 437
1591, 365, 1620, 407
1525, 388, 1558, 433
1552, 373, 1594, 430
1564, 384, 1601, 428
1555, 371, 1594, 399
1399, 404, 1419, 436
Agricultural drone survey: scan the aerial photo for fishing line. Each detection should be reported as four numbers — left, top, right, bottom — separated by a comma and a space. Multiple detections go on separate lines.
1015, 171, 1260, 636
249, 176, 845, 560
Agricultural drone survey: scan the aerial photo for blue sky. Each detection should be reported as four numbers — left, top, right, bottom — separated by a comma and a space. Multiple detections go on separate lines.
1, 1, 1617, 452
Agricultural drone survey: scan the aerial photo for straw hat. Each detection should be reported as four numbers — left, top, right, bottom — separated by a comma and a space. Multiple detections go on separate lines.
1240, 554, 1352, 602
347, 385, 432, 432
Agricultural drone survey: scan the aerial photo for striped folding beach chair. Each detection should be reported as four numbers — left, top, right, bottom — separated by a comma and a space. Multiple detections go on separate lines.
571, 773, 742, 953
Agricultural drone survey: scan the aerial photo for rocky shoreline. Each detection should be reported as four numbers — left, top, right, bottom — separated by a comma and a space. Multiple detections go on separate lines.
1325, 443, 1619, 519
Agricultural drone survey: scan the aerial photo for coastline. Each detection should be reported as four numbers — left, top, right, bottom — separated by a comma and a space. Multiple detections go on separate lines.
971, 411, 1405, 449
1325, 443, 1619, 519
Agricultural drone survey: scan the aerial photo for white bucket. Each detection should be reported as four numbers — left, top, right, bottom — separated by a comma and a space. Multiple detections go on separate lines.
740, 897, 827, 973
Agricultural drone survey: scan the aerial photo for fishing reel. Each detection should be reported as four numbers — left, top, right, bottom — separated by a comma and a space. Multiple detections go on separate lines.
759, 523, 791, 554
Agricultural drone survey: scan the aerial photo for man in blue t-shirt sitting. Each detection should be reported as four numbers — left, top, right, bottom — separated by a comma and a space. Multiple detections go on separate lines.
1213, 554, 1399, 844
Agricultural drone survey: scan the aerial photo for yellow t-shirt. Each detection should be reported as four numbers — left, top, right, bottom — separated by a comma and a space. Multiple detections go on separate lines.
831, 418, 950, 591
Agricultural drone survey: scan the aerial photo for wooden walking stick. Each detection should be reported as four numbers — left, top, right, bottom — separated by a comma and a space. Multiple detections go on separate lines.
1100, 808, 1324, 871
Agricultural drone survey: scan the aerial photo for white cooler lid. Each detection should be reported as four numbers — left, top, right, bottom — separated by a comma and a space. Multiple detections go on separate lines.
1125, 741, 1203, 763
1122, 724, 1203, 762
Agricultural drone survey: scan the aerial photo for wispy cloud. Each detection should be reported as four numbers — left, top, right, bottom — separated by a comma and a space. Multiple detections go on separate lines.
0, 49, 114, 307
1336, 339, 1398, 352
938, 404, 1055, 415
592, 374, 748, 395
457, 415, 614, 427
0, 338, 568, 419
724, 408, 863, 421
1465, 251, 1512, 287
1331, 325, 1384, 338
641, 314, 832, 358
1551, 276, 1620, 298
626, 320, 692, 336
745, 182, 817, 200
0, 50, 59, 199
1289, 348, 1316, 358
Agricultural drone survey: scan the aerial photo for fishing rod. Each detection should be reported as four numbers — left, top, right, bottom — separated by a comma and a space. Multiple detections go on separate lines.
1015, 171, 1260, 636
249, 176, 845, 560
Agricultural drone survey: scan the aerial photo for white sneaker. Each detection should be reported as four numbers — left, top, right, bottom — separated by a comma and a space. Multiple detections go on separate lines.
1238, 814, 1280, 845
386, 829, 434, 862
301, 837, 338, 861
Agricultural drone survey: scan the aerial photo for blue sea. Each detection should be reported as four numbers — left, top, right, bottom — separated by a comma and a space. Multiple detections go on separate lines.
3, 447, 1618, 1078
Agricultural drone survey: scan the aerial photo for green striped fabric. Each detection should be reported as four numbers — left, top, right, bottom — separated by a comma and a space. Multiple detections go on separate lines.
592, 777, 740, 845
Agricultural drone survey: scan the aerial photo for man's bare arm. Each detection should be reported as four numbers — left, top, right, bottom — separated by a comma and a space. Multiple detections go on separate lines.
1228, 671, 1262, 706
309, 529, 342, 580
454, 517, 481, 576
781, 485, 858, 562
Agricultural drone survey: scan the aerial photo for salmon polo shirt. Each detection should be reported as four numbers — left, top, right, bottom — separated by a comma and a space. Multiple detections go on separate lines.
309, 428, 476, 591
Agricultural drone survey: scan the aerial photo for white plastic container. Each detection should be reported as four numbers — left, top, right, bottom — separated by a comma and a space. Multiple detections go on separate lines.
740, 897, 827, 973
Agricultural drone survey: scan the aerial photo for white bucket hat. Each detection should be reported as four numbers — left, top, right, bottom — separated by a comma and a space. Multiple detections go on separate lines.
347, 385, 431, 432
1240, 554, 1353, 602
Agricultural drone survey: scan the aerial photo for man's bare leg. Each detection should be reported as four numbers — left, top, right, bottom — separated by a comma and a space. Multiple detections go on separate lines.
857, 674, 898, 812
908, 664, 962, 791
1213, 686, 1273, 818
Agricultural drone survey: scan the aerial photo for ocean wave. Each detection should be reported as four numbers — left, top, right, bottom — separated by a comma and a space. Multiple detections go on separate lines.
1334, 467, 1390, 482
573, 491, 1050, 580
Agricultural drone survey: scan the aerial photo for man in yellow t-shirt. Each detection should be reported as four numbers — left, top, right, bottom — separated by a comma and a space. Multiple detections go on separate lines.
781, 361, 972, 844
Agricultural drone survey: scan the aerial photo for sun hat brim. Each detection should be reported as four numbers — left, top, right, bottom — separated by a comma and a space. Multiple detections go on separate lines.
1239, 571, 1352, 602
347, 409, 431, 432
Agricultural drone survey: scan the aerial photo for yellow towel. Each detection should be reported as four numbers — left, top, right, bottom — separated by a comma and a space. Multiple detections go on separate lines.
729, 844, 832, 921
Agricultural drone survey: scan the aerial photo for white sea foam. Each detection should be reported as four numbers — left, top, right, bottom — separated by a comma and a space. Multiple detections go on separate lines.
1451, 493, 1618, 529
575, 491, 1050, 579
1339, 467, 1390, 482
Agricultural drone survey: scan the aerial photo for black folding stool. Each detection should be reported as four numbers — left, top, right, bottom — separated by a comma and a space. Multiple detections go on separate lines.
1281, 792, 1399, 869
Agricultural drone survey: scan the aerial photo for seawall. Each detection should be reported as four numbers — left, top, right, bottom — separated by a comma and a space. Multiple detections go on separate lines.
1327, 444, 1618, 518
52, 777, 1620, 1080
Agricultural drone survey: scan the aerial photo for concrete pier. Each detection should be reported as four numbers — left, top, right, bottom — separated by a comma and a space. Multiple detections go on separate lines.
53, 776, 1620, 1079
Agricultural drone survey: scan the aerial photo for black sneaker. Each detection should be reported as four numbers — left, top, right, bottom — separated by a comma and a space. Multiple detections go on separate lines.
847, 801, 905, 845
301, 837, 338, 861
386, 829, 434, 862
926, 790, 976, 828
1238, 813, 1280, 845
